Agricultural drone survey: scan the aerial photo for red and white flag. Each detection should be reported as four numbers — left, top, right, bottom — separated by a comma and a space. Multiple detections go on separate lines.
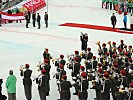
1, 12, 25, 20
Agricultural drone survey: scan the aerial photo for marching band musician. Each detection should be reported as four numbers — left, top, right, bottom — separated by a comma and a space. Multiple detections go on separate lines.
73, 66, 86, 95
92, 56, 98, 70
58, 75, 72, 100
20, 64, 32, 100
57, 64, 66, 100
101, 43, 107, 57
128, 45, 132, 58
118, 40, 125, 50
101, 72, 111, 100
94, 68, 103, 100
59, 64, 66, 81
96, 41, 102, 57
43, 48, 52, 65
86, 48, 93, 60
56, 54, 66, 72
128, 82, 133, 100
43, 59, 51, 96
78, 72, 89, 100
36, 70, 48, 100
74, 50, 82, 63
72, 57, 81, 77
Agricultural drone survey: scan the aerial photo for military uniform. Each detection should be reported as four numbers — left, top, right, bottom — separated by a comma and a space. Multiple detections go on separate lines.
25, 14, 29, 28
32, 12, 36, 27
37, 13, 41, 29
36, 70, 48, 100
78, 79, 89, 100
44, 12, 48, 28
60, 80, 72, 100
72, 62, 80, 77
43, 51, 52, 65
20, 66, 32, 100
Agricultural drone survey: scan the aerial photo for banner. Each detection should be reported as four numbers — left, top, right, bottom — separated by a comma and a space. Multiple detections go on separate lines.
23, 0, 46, 12
1, 12, 25, 20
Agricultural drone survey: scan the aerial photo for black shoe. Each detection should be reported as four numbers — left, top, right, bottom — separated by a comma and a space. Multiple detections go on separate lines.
33, 26, 36, 27
26, 27, 29, 28
46, 92, 49, 96
57, 99, 61, 100
38, 28, 40, 29
73, 92, 78, 95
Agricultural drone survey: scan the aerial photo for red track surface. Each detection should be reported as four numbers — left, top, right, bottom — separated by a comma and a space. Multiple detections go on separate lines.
59, 23, 133, 34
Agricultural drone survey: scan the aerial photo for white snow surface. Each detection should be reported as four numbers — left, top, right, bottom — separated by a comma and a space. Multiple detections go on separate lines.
0, 0, 133, 100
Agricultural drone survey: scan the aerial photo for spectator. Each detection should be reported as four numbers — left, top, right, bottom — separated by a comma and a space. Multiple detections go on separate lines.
123, 12, 127, 29
6, 70, 17, 100
130, 14, 133, 30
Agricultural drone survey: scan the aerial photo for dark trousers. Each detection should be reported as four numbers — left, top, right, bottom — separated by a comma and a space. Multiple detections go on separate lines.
124, 22, 127, 29
37, 21, 40, 29
39, 90, 46, 100
45, 20, 48, 28
16, 20, 22, 23
102, 2, 104, 8
130, 24, 133, 30
8, 93, 16, 100
33, 20, 36, 27
0, 20, 2, 26
24, 85, 32, 100
26, 20, 29, 28
112, 22, 116, 29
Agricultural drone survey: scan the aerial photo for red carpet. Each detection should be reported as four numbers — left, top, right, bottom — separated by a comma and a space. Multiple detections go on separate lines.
59, 23, 133, 34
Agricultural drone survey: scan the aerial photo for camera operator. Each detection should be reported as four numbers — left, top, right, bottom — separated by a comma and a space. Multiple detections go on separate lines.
6, 70, 17, 100
0, 78, 7, 100
80, 32, 88, 53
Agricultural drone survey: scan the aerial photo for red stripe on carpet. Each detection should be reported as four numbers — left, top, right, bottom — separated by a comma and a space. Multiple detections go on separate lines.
59, 23, 133, 34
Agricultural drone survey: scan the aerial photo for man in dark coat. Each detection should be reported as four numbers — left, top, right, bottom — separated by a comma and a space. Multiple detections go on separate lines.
20, 64, 32, 100
25, 13, 29, 28
36, 70, 48, 100
0, 12, 2, 27
59, 75, 72, 100
37, 13, 41, 29
111, 13, 117, 29
78, 72, 89, 100
28, 11, 31, 23
32, 12, 36, 27
44, 12, 48, 28
80, 33, 88, 52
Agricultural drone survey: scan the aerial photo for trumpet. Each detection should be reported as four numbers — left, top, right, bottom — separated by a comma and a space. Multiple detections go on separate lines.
33, 74, 42, 82
107, 41, 111, 44
36, 61, 44, 72
19, 65, 26, 71
52, 58, 60, 64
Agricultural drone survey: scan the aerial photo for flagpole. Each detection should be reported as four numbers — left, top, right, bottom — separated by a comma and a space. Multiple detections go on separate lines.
47, 0, 48, 13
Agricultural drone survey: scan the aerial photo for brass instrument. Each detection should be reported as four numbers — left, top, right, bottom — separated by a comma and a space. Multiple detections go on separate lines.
36, 61, 44, 72
19, 65, 26, 71
52, 58, 60, 64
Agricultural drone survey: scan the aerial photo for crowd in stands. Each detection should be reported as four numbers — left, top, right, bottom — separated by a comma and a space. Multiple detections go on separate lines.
102, 0, 133, 14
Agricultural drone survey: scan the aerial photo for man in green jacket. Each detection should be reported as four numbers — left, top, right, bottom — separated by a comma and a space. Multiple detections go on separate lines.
6, 70, 17, 100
